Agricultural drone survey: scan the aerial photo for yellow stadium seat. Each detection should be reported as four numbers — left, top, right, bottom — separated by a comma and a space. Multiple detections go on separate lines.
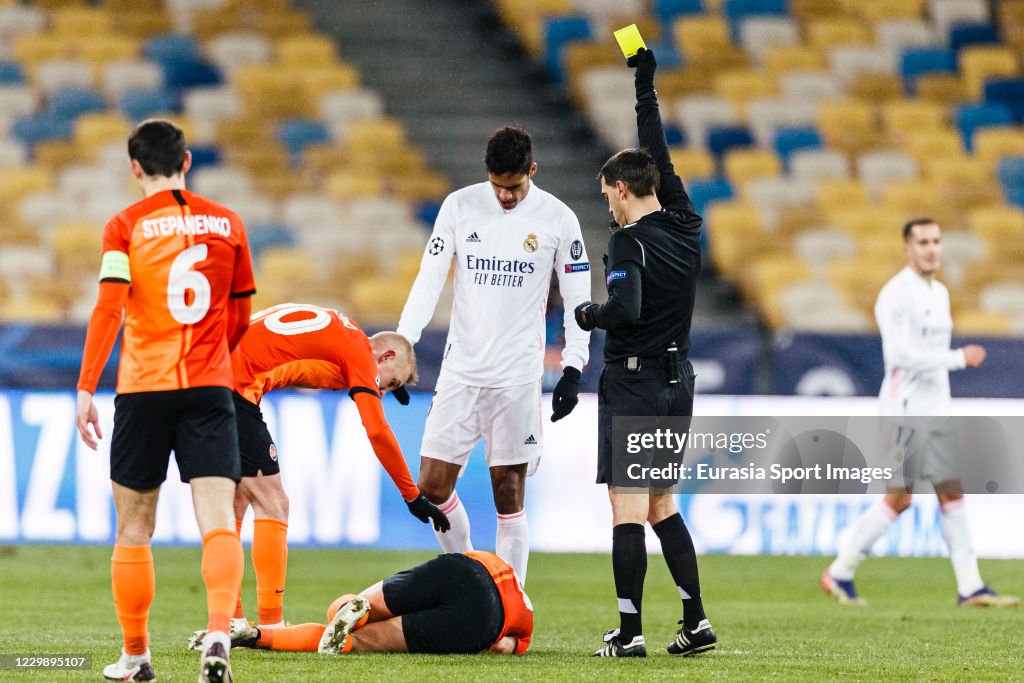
348, 276, 409, 324
391, 172, 450, 202
829, 206, 894, 237
112, 10, 173, 38
705, 202, 766, 276
52, 8, 113, 34
790, 0, 843, 19
959, 46, 1019, 100
75, 113, 132, 154
33, 140, 82, 170
494, 0, 573, 56
258, 10, 315, 36
954, 310, 1013, 335
828, 257, 900, 310
325, 169, 385, 199
654, 66, 716, 99
669, 147, 716, 182
102, 0, 162, 10
276, 35, 338, 67
816, 178, 871, 211
563, 42, 623, 104
881, 100, 949, 142
12, 34, 67, 65
972, 127, 1024, 171
762, 45, 826, 76
921, 156, 991, 184
880, 179, 941, 215
31, 0, 87, 7
968, 205, 1024, 240
53, 221, 102, 278
902, 129, 963, 163
999, 0, 1024, 49
806, 17, 872, 50
345, 118, 406, 153
723, 149, 782, 186
75, 36, 140, 66
849, 73, 904, 104
0, 167, 53, 203
674, 16, 732, 61
847, 0, 925, 20
915, 73, 968, 105
0, 297, 64, 323
714, 69, 778, 112
742, 256, 812, 303
294, 65, 360, 98
258, 247, 323, 285
817, 99, 878, 148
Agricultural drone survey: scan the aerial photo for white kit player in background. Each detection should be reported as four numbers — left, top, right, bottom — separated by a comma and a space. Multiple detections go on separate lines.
397, 126, 591, 583
822, 218, 1019, 608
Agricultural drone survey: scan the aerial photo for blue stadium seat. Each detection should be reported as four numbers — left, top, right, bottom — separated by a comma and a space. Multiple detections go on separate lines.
144, 34, 200, 66
1004, 184, 1024, 209
949, 23, 1000, 52
900, 47, 956, 88
644, 39, 684, 69
544, 16, 591, 82
664, 124, 686, 146
956, 103, 1013, 151
724, 0, 787, 40
707, 124, 754, 158
48, 88, 105, 120
983, 78, 1024, 122
161, 60, 222, 89
687, 176, 733, 216
11, 113, 73, 146
119, 88, 177, 121
188, 146, 221, 170
278, 119, 332, 157
997, 156, 1024, 188
653, 0, 703, 29
773, 126, 821, 167
415, 201, 442, 228
248, 224, 297, 258
0, 61, 25, 84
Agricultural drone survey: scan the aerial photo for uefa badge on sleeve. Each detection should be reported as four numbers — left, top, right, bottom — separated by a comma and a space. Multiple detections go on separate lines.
523, 233, 538, 253
428, 237, 445, 255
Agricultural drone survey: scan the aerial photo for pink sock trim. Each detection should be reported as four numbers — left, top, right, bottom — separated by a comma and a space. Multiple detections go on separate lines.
878, 501, 900, 522
941, 498, 965, 513
438, 492, 461, 515
496, 510, 526, 521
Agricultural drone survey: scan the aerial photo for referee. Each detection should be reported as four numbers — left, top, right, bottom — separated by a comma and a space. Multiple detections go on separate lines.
575, 48, 715, 658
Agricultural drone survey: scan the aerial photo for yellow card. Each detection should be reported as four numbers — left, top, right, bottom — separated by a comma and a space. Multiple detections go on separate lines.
613, 23, 646, 59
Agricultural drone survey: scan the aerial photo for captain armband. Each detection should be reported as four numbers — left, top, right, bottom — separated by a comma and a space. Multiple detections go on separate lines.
98, 250, 131, 283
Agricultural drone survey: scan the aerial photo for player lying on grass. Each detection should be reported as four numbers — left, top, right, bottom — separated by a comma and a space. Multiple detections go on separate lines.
190, 550, 533, 655
227, 303, 450, 632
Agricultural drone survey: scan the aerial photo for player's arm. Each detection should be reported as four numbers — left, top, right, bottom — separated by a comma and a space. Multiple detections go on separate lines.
227, 295, 251, 351
76, 220, 132, 449
875, 286, 966, 372
228, 219, 257, 350
350, 391, 451, 531
633, 48, 701, 226
550, 216, 590, 421
396, 196, 456, 345
574, 231, 643, 331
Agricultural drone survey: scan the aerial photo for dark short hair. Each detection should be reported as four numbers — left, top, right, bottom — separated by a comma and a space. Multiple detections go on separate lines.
598, 148, 659, 197
128, 119, 186, 177
485, 126, 533, 176
903, 217, 936, 240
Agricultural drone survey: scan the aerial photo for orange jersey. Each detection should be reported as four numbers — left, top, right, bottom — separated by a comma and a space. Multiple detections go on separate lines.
232, 304, 380, 404
102, 189, 255, 393
464, 550, 535, 654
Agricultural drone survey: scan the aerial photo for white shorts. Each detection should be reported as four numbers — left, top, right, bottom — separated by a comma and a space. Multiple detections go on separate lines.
878, 418, 960, 489
420, 377, 543, 474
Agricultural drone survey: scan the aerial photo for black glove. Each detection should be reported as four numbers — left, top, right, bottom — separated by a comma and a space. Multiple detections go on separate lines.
575, 302, 599, 331
406, 495, 451, 532
551, 367, 581, 422
630, 47, 657, 85
391, 386, 410, 405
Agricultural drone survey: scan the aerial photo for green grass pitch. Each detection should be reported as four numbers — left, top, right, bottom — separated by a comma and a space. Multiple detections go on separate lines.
1, 546, 1021, 681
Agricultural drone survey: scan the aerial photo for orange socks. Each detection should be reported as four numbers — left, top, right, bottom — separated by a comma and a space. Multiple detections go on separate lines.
233, 519, 245, 619
201, 528, 244, 635
257, 623, 327, 652
252, 518, 288, 626
111, 545, 155, 655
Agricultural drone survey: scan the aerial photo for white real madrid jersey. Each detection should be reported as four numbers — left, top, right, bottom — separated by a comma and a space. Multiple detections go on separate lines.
875, 267, 966, 416
398, 180, 592, 387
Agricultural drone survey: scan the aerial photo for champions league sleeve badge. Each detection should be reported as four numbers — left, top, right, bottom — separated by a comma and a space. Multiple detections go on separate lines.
428, 237, 445, 255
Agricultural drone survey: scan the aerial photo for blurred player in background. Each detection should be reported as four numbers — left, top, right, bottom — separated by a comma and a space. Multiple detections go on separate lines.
397, 126, 592, 583
225, 302, 450, 634
822, 218, 1020, 608
75, 119, 255, 683
575, 49, 713, 658
192, 550, 532, 656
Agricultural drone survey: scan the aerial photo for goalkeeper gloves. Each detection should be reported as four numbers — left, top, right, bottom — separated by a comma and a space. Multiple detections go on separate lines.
406, 495, 451, 532
551, 367, 581, 422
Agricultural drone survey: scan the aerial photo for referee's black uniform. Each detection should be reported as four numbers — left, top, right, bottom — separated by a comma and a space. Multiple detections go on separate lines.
587, 60, 702, 486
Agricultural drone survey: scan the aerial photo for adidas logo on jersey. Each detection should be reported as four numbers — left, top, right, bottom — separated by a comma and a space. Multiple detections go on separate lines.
466, 232, 481, 242
524, 434, 538, 445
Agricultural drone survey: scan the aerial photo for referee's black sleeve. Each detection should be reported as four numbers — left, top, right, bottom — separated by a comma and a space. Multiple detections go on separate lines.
592, 231, 644, 329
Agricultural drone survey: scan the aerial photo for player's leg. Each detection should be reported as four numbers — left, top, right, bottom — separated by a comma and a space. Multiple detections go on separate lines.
241, 473, 289, 628
418, 380, 482, 552
593, 487, 649, 657
177, 387, 244, 683
481, 381, 541, 583
103, 391, 175, 682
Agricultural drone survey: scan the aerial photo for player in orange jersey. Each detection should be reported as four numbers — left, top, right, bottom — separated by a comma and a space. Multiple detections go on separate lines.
75, 119, 255, 683
224, 303, 450, 634
196, 550, 532, 656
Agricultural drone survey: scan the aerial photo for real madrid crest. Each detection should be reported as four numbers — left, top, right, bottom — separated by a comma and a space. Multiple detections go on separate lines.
523, 233, 538, 253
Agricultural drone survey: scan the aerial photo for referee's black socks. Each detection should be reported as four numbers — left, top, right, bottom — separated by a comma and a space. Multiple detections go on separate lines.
612, 523, 647, 642
653, 512, 706, 630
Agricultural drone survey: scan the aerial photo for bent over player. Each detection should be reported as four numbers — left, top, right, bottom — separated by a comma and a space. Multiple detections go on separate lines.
75, 119, 255, 683
198, 550, 532, 656
822, 218, 1019, 608
397, 126, 592, 583
227, 302, 450, 632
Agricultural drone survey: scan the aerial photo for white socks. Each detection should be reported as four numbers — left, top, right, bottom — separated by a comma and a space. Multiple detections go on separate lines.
496, 510, 529, 584
941, 499, 984, 596
435, 492, 473, 553
830, 501, 898, 580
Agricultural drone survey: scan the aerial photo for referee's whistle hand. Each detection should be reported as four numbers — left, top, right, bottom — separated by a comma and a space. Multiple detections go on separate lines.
551, 367, 581, 422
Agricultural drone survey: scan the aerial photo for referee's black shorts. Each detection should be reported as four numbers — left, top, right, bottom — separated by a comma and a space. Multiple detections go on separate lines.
110, 386, 241, 490
233, 392, 280, 477
382, 553, 505, 654
596, 358, 695, 485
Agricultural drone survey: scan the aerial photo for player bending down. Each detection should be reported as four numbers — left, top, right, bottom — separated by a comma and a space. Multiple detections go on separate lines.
225, 302, 450, 634
191, 550, 532, 655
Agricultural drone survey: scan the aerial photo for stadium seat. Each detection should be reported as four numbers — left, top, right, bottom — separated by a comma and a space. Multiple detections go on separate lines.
48, 87, 105, 119
207, 33, 273, 75
828, 46, 897, 89
668, 146, 716, 182
11, 113, 73, 146
851, 0, 926, 21
881, 100, 948, 142
955, 103, 1013, 150
11, 34, 66, 67
806, 17, 872, 50
325, 168, 385, 199
76, 36, 140, 68
102, 60, 164, 99
779, 71, 841, 103
902, 128, 963, 163
144, 34, 200, 66
849, 73, 904, 105
278, 118, 332, 158
929, 0, 990, 40
794, 229, 858, 263
687, 176, 733, 216
0, 86, 38, 119
276, 35, 338, 67
959, 46, 1019, 100
949, 23, 1000, 53
900, 47, 956, 89
248, 223, 297, 258
543, 16, 591, 82
0, 5, 46, 38
723, 148, 781, 186
817, 99, 877, 148
816, 178, 871, 211
999, 0, 1024, 49
161, 59, 222, 89
746, 98, 818, 148
673, 15, 732, 63
915, 72, 967, 104
675, 95, 738, 148
828, 256, 901, 309
880, 179, 940, 214
653, 0, 703, 29
982, 78, 1024, 122
74, 112, 131, 152
875, 19, 937, 53
319, 89, 384, 128
763, 45, 826, 76
0, 139, 27, 168
979, 282, 1024, 317
743, 176, 816, 229
790, 149, 849, 180
742, 255, 812, 303
774, 127, 822, 166
35, 60, 94, 93
0, 61, 25, 84
968, 204, 1024, 239
973, 128, 1024, 171
738, 17, 798, 64
118, 88, 176, 121
953, 310, 1014, 335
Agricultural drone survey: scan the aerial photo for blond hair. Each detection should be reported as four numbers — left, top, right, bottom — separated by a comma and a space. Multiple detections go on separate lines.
370, 331, 417, 385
